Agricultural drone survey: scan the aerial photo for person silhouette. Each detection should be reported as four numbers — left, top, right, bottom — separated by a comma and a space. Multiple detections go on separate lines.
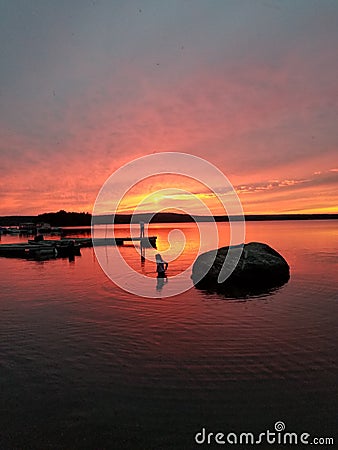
155, 253, 168, 278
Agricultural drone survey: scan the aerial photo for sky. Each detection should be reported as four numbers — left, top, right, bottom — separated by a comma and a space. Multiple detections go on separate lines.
1, 0, 337, 216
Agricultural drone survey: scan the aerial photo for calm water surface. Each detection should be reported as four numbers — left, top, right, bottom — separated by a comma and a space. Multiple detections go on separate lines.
0, 221, 337, 449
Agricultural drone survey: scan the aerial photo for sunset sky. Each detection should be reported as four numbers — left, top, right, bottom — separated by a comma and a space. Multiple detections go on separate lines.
1, 0, 337, 216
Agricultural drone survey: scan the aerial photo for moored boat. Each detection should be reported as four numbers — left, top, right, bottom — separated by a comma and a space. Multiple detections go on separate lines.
28, 239, 81, 257
19, 223, 37, 235
0, 243, 57, 259
6, 227, 21, 234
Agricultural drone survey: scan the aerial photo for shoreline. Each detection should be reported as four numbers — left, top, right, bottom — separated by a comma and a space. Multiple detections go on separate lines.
1, 212, 337, 228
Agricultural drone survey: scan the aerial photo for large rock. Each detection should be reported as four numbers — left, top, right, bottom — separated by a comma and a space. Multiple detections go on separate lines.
192, 242, 290, 296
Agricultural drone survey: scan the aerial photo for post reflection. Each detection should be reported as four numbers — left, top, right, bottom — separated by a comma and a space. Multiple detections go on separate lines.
140, 243, 145, 266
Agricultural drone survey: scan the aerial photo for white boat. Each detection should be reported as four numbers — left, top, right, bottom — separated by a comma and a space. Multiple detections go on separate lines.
6, 227, 21, 234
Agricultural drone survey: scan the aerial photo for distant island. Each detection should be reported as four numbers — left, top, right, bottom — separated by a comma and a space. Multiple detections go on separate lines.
0, 211, 91, 227
0, 210, 337, 227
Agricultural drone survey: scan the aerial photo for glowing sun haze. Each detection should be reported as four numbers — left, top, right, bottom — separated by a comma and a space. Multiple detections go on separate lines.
115, 174, 230, 216
1, 0, 337, 215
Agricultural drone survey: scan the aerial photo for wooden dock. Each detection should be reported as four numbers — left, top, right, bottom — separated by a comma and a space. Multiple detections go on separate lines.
91, 236, 157, 248
0, 235, 157, 260
32, 236, 157, 248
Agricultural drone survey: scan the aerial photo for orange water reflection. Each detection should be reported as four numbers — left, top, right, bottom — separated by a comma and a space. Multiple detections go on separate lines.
0, 220, 337, 447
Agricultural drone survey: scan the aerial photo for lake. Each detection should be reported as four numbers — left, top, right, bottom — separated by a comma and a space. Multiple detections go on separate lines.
0, 221, 337, 449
